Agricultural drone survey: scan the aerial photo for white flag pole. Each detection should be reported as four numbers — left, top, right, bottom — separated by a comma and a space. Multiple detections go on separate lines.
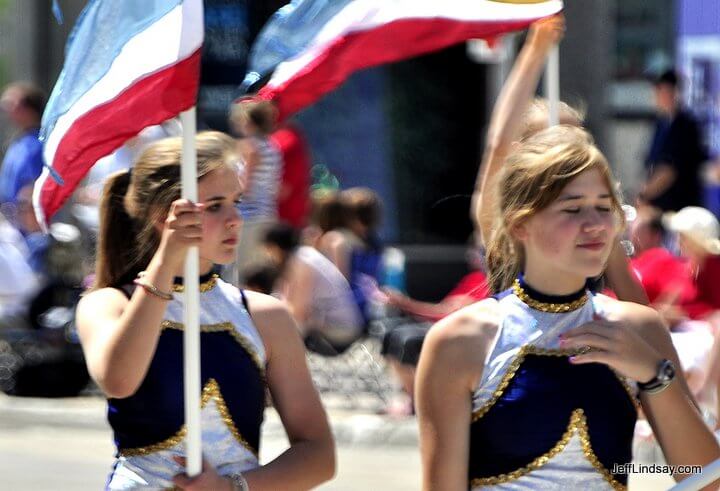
180, 107, 202, 477
544, 45, 560, 126
668, 457, 720, 491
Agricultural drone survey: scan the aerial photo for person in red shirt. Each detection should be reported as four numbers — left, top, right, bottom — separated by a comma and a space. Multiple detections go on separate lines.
665, 206, 720, 320
629, 208, 688, 306
271, 124, 311, 229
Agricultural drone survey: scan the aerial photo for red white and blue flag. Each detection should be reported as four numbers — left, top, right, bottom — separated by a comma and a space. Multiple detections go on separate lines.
245, 0, 563, 120
33, 0, 203, 228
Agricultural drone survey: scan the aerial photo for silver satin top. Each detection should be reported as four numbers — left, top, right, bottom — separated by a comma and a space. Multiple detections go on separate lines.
107, 279, 266, 490
471, 293, 637, 491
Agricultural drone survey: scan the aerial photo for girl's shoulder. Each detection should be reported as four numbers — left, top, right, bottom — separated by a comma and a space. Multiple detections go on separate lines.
424, 299, 501, 362
240, 290, 301, 362
420, 298, 501, 389
76, 287, 132, 327
240, 290, 296, 334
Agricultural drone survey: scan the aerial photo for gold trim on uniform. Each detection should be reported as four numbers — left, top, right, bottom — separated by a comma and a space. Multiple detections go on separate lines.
120, 378, 257, 457
512, 279, 589, 313
470, 409, 626, 490
172, 274, 220, 293
161, 321, 266, 379
472, 345, 594, 422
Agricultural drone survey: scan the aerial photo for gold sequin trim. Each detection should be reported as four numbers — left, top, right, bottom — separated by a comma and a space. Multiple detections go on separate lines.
470, 409, 626, 490
161, 321, 266, 379
513, 279, 589, 313
471, 345, 592, 422
120, 378, 257, 457
172, 274, 219, 293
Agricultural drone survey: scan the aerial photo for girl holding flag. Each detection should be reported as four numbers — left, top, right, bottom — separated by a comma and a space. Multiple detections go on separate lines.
471, 14, 648, 305
416, 125, 719, 490
76, 131, 335, 490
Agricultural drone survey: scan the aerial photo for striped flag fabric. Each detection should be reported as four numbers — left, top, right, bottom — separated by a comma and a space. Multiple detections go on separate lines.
245, 0, 563, 120
33, 0, 204, 228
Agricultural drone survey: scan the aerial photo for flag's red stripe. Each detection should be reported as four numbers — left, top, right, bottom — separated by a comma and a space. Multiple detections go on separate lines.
40, 48, 202, 219
259, 17, 542, 119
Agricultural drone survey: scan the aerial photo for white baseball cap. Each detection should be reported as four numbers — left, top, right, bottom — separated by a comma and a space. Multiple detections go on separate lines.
664, 206, 720, 255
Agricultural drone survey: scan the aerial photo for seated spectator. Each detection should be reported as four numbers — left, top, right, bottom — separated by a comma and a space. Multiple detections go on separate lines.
629, 208, 687, 311
309, 188, 385, 325
339, 188, 385, 324
665, 206, 720, 320
380, 246, 491, 415
310, 189, 355, 276
261, 223, 363, 351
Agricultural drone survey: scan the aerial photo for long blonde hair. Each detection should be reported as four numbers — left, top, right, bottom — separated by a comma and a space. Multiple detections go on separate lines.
93, 131, 238, 290
486, 125, 624, 293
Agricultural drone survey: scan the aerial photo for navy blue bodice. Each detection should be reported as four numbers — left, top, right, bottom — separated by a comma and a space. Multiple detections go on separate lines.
109, 327, 265, 454
470, 354, 636, 485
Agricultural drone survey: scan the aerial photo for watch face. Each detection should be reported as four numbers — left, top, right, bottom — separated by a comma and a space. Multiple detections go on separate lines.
659, 360, 676, 382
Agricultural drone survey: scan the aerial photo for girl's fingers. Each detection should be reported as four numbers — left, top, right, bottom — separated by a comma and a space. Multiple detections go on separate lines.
568, 350, 612, 365
172, 473, 192, 488
560, 333, 613, 352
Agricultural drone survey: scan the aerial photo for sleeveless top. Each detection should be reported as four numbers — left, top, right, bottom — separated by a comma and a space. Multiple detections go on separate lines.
106, 274, 266, 490
239, 136, 281, 221
469, 280, 639, 490
295, 245, 363, 335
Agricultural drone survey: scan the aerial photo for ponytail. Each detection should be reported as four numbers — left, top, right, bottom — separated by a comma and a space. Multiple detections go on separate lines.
93, 169, 143, 289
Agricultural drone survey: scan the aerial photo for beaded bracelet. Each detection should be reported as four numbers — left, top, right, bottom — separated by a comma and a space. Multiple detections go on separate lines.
133, 272, 173, 301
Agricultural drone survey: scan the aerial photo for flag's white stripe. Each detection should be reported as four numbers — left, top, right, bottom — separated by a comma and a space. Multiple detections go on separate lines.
269, 0, 561, 87
34, 0, 202, 229
42, 1, 202, 170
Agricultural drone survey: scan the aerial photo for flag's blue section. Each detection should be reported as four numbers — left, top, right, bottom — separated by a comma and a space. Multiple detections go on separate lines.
41, 0, 183, 143
240, 0, 354, 93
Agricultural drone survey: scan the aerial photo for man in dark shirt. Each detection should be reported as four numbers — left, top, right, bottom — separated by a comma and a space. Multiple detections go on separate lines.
641, 70, 708, 211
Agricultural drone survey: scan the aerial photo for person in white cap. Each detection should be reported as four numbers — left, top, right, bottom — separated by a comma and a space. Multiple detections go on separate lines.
664, 206, 720, 320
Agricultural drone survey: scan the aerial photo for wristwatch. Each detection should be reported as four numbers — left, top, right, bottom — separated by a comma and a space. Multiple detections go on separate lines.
228, 473, 249, 491
637, 359, 676, 394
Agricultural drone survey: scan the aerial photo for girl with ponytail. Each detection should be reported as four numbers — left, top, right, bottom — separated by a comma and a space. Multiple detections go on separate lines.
77, 131, 334, 490
417, 125, 719, 490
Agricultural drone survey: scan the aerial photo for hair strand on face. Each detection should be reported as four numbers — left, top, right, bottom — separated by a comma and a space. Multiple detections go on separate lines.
485, 125, 625, 293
